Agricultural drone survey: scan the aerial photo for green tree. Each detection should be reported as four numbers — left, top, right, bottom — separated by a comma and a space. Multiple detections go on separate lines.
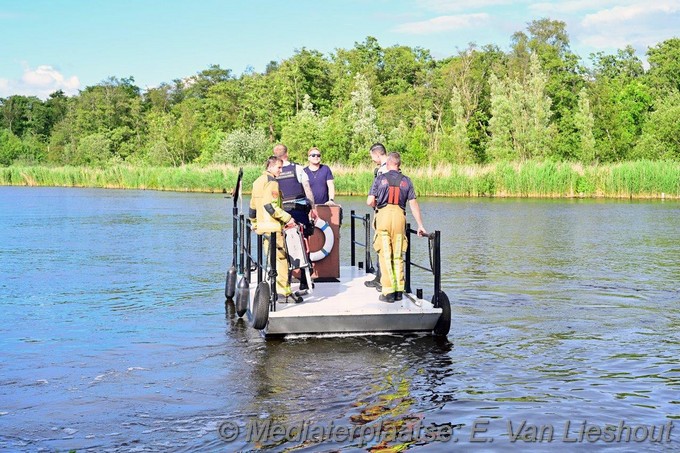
348, 74, 382, 162
317, 110, 352, 162
438, 88, 473, 163
0, 129, 23, 165
379, 45, 432, 96
183, 64, 233, 99
68, 76, 143, 162
646, 38, 680, 93
213, 127, 270, 165
511, 19, 585, 159
487, 73, 514, 160
142, 110, 174, 166
488, 54, 553, 161
74, 132, 113, 166
588, 47, 650, 161
280, 95, 327, 161
574, 88, 596, 162
633, 90, 680, 160
167, 98, 202, 165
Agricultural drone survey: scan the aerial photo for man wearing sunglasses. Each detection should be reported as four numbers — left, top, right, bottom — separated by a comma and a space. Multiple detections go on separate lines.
303, 147, 335, 206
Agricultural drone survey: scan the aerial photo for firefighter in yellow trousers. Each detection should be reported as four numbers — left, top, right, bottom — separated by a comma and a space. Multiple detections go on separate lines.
249, 156, 303, 303
366, 152, 427, 303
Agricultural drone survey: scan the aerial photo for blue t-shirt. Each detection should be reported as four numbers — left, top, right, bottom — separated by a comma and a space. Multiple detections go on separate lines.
304, 164, 334, 204
369, 170, 416, 211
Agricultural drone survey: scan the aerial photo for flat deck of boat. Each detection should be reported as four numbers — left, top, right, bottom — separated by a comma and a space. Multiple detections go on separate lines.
251, 266, 443, 337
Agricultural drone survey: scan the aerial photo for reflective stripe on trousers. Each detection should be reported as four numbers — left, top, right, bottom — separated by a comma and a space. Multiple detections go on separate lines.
373, 205, 407, 295
263, 233, 291, 296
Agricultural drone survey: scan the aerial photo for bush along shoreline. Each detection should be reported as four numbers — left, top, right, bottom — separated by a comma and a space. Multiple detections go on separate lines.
1, 160, 679, 199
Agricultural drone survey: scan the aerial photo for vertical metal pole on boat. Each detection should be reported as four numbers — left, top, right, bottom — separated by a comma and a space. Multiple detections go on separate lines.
405, 223, 411, 294
238, 214, 245, 274
364, 213, 372, 273
433, 230, 441, 308
232, 206, 238, 268
245, 220, 252, 278
257, 234, 263, 284
350, 210, 356, 267
269, 232, 277, 311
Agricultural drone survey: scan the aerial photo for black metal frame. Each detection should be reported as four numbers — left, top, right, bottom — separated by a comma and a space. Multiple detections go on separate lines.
405, 226, 442, 308
233, 204, 442, 312
350, 210, 374, 273
348, 209, 442, 308
231, 206, 279, 312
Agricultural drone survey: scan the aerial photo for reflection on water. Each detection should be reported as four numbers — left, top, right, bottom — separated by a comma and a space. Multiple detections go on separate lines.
0, 187, 678, 451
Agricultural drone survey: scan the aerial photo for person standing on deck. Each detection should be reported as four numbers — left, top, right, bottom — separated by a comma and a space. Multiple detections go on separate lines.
273, 144, 317, 293
364, 143, 389, 291
249, 156, 303, 303
366, 152, 427, 303
304, 147, 336, 206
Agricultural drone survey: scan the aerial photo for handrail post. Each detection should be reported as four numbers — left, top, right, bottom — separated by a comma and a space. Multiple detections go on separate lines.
364, 213, 372, 273
350, 210, 356, 267
405, 223, 411, 294
238, 214, 245, 274
433, 230, 441, 308
232, 206, 238, 268
245, 220, 252, 280
257, 233, 263, 284
268, 233, 278, 311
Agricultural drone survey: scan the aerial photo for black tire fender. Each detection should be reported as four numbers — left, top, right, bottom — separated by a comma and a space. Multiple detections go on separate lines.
432, 291, 451, 337
235, 276, 249, 318
225, 266, 237, 299
251, 282, 270, 330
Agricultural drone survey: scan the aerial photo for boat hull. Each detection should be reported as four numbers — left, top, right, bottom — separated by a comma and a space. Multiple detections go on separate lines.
246, 266, 443, 337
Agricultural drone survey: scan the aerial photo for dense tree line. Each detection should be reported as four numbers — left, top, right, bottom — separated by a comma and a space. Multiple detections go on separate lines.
1, 19, 679, 167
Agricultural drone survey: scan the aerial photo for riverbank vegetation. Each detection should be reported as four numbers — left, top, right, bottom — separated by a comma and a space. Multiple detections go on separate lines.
1, 19, 679, 198
3, 160, 678, 199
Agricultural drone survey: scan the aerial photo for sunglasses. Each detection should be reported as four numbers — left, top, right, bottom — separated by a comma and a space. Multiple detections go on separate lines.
309, 153, 321, 157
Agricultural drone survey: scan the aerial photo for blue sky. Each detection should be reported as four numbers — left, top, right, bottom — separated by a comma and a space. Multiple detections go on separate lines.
1, 0, 678, 98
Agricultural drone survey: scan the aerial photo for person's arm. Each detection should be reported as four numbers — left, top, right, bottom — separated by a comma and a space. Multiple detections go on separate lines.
367, 175, 380, 208
263, 181, 293, 226
303, 180, 319, 219
408, 199, 427, 236
302, 180, 316, 207
248, 197, 258, 231
326, 180, 336, 204
298, 165, 318, 218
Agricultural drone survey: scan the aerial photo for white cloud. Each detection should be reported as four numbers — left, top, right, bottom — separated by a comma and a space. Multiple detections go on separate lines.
394, 13, 490, 34
582, 0, 680, 26
0, 64, 80, 99
575, 0, 680, 52
579, 33, 631, 49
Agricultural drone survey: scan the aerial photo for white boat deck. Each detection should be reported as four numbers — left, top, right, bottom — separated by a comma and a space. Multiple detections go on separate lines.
254, 266, 442, 336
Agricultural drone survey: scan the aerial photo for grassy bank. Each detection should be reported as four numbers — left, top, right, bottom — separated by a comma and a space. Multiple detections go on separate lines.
1, 160, 679, 199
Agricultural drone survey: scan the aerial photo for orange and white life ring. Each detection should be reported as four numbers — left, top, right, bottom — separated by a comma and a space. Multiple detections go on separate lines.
309, 217, 334, 262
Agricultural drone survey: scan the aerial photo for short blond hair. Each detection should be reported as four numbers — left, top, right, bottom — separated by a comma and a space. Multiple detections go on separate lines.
387, 152, 401, 167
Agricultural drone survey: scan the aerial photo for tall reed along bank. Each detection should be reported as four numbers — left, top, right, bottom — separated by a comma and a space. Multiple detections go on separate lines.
2, 160, 679, 199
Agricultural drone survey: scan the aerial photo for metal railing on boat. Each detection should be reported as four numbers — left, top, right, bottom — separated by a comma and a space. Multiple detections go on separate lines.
349, 210, 443, 308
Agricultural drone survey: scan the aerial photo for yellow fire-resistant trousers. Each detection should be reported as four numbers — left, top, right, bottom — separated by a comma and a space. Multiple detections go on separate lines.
263, 233, 291, 296
373, 205, 408, 296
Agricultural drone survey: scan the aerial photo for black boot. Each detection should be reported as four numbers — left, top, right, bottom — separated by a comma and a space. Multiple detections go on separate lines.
379, 293, 395, 303
364, 275, 381, 290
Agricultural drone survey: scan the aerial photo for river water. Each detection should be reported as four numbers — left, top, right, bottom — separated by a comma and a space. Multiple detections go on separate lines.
0, 186, 678, 452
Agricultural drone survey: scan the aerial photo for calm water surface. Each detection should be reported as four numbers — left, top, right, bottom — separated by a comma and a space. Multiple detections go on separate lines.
0, 187, 678, 452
